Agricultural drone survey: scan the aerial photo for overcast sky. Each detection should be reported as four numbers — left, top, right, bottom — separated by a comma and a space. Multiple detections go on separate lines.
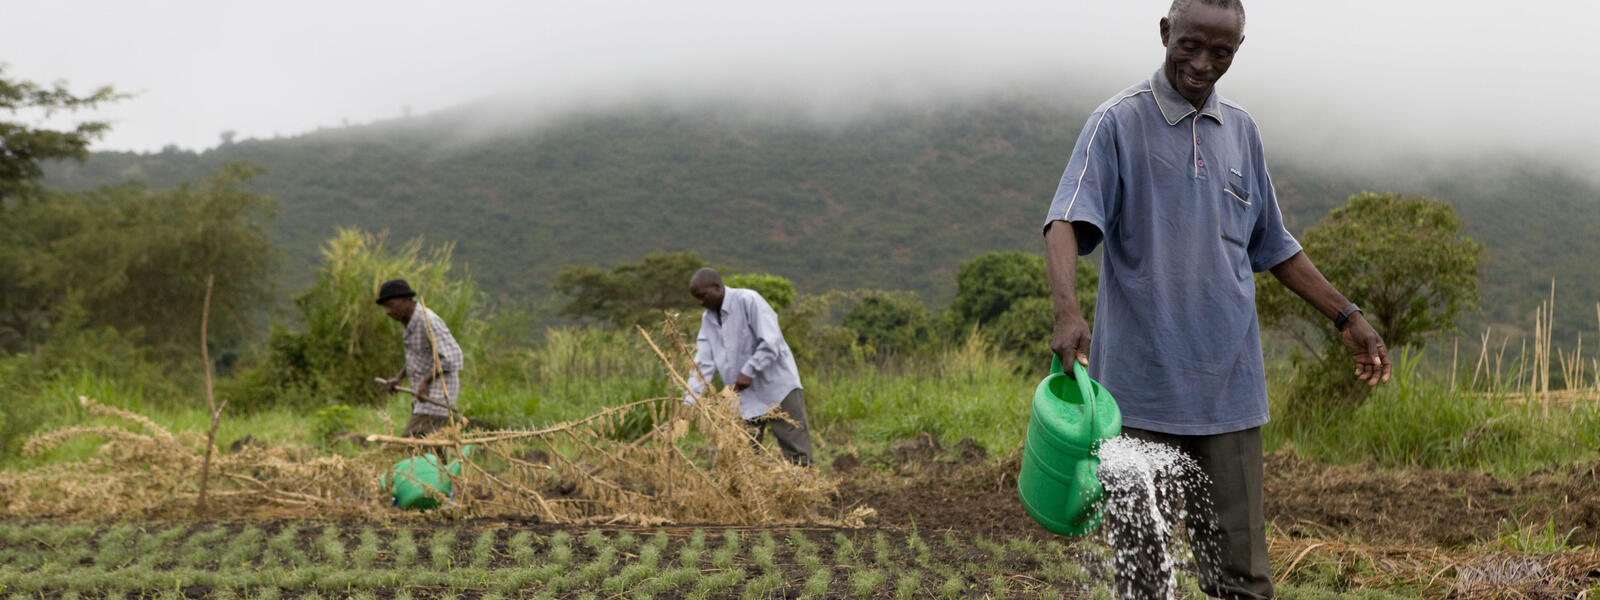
5, 0, 1597, 171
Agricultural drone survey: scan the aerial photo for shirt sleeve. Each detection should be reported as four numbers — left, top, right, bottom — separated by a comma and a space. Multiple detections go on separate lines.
429, 311, 465, 373
1043, 108, 1121, 255
738, 293, 785, 379
1244, 125, 1303, 272
685, 322, 716, 404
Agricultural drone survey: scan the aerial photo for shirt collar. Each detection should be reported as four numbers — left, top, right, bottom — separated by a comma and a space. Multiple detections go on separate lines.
1150, 69, 1225, 126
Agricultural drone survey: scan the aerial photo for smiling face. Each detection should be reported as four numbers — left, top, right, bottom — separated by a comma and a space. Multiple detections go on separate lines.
1160, 2, 1244, 109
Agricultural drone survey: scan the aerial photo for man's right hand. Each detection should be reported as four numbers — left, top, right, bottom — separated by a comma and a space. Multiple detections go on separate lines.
1051, 313, 1092, 369
383, 376, 401, 392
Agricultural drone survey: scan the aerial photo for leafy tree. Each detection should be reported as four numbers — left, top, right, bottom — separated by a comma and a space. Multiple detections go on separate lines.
1258, 191, 1482, 400
782, 290, 868, 368
946, 251, 1098, 356
842, 291, 934, 357
724, 272, 796, 313
554, 251, 709, 328
949, 252, 1049, 328
988, 259, 1100, 359
1, 66, 126, 202
246, 229, 478, 406
0, 162, 278, 354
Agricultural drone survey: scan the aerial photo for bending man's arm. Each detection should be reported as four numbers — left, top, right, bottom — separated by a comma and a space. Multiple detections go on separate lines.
1045, 221, 1092, 367
1268, 251, 1391, 386
685, 327, 717, 404
737, 298, 784, 391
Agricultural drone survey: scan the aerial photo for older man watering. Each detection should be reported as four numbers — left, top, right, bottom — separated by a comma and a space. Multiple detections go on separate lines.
1042, 1, 1390, 598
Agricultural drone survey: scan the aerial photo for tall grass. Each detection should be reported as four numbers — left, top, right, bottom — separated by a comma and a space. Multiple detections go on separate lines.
9, 310, 1600, 479
1264, 346, 1600, 476
810, 333, 1033, 452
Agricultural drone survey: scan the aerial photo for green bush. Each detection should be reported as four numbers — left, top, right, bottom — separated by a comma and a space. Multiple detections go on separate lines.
724, 273, 797, 313
1258, 192, 1481, 404
245, 229, 479, 407
310, 405, 355, 443
841, 291, 934, 357
948, 252, 1048, 328
945, 251, 1096, 357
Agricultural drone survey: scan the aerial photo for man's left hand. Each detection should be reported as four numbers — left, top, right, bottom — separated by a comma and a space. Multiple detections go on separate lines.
1341, 314, 1391, 386
733, 373, 753, 392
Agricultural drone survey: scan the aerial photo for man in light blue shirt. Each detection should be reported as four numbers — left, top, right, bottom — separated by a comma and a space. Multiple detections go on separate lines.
1043, 1, 1390, 598
684, 268, 811, 466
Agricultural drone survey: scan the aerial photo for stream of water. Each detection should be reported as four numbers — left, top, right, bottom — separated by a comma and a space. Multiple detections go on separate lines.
1096, 435, 1215, 600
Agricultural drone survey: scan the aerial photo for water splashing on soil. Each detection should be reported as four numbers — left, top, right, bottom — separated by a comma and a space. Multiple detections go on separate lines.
1097, 435, 1212, 600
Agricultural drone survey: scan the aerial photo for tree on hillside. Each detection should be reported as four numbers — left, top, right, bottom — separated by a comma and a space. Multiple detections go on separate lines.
554, 252, 710, 328
0, 162, 278, 354
1, 66, 126, 202
1258, 191, 1482, 400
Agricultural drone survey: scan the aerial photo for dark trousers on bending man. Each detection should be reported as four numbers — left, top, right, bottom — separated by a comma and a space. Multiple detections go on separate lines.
745, 388, 813, 467
1108, 427, 1272, 600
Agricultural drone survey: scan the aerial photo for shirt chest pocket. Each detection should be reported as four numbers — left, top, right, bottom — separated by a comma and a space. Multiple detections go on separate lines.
1218, 180, 1253, 248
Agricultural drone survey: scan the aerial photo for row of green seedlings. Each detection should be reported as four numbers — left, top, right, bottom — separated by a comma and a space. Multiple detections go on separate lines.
0, 521, 1115, 597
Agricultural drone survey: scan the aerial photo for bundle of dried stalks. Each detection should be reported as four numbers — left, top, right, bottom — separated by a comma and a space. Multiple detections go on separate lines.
2, 315, 866, 527
370, 316, 860, 526
0, 396, 389, 519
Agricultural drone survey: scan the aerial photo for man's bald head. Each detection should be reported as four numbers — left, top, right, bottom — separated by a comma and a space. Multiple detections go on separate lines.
1167, 0, 1245, 31
690, 268, 722, 289
689, 268, 726, 312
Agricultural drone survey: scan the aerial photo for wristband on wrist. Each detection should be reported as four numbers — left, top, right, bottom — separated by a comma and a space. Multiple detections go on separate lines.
1334, 303, 1363, 331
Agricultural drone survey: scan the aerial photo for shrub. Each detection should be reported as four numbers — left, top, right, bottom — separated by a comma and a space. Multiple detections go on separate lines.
841, 291, 934, 358
725, 272, 797, 313
245, 229, 479, 407
310, 405, 355, 444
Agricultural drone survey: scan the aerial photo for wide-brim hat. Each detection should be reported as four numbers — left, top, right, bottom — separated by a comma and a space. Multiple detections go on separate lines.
376, 279, 417, 304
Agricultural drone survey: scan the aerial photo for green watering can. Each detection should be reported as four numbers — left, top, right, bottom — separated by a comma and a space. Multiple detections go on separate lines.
379, 449, 467, 510
1017, 355, 1122, 535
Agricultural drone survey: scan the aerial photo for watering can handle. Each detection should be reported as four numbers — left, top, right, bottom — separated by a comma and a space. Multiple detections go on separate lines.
1050, 354, 1097, 423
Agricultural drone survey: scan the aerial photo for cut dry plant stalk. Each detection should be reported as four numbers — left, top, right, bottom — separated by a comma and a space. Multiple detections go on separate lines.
2, 313, 870, 527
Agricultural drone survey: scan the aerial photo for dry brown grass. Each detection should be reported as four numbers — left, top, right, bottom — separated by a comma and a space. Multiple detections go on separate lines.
0, 396, 386, 519
1269, 537, 1600, 599
0, 315, 867, 527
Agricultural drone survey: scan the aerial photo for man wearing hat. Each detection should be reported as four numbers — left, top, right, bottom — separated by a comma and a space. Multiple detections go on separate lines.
377, 279, 464, 439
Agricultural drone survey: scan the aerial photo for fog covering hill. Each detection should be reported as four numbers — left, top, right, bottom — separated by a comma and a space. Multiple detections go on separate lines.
45, 98, 1600, 346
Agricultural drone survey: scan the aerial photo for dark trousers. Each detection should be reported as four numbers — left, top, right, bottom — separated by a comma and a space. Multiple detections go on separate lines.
402, 413, 453, 439
746, 388, 813, 466
1111, 427, 1272, 600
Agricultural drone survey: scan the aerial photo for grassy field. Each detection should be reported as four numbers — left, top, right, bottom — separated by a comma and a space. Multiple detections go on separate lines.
5, 327, 1600, 598
9, 327, 1600, 477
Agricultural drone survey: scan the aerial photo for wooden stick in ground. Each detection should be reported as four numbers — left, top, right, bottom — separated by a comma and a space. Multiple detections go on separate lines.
197, 273, 227, 516
1450, 337, 1459, 391
1471, 327, 1490, 390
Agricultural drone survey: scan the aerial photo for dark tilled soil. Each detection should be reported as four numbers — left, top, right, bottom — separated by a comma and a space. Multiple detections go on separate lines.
835, 442, 1600, 549
1264, 452, 1600, 548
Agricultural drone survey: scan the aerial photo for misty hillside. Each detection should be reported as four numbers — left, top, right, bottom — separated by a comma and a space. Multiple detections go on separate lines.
44, 98, 1600, 343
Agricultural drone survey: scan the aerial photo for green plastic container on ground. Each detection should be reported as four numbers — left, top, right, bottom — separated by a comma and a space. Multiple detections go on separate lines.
1017, 355, 1122, 536
380, 447, 471, 510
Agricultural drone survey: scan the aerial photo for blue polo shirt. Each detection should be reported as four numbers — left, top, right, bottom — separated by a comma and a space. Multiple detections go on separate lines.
1043, 70, 1302, 436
